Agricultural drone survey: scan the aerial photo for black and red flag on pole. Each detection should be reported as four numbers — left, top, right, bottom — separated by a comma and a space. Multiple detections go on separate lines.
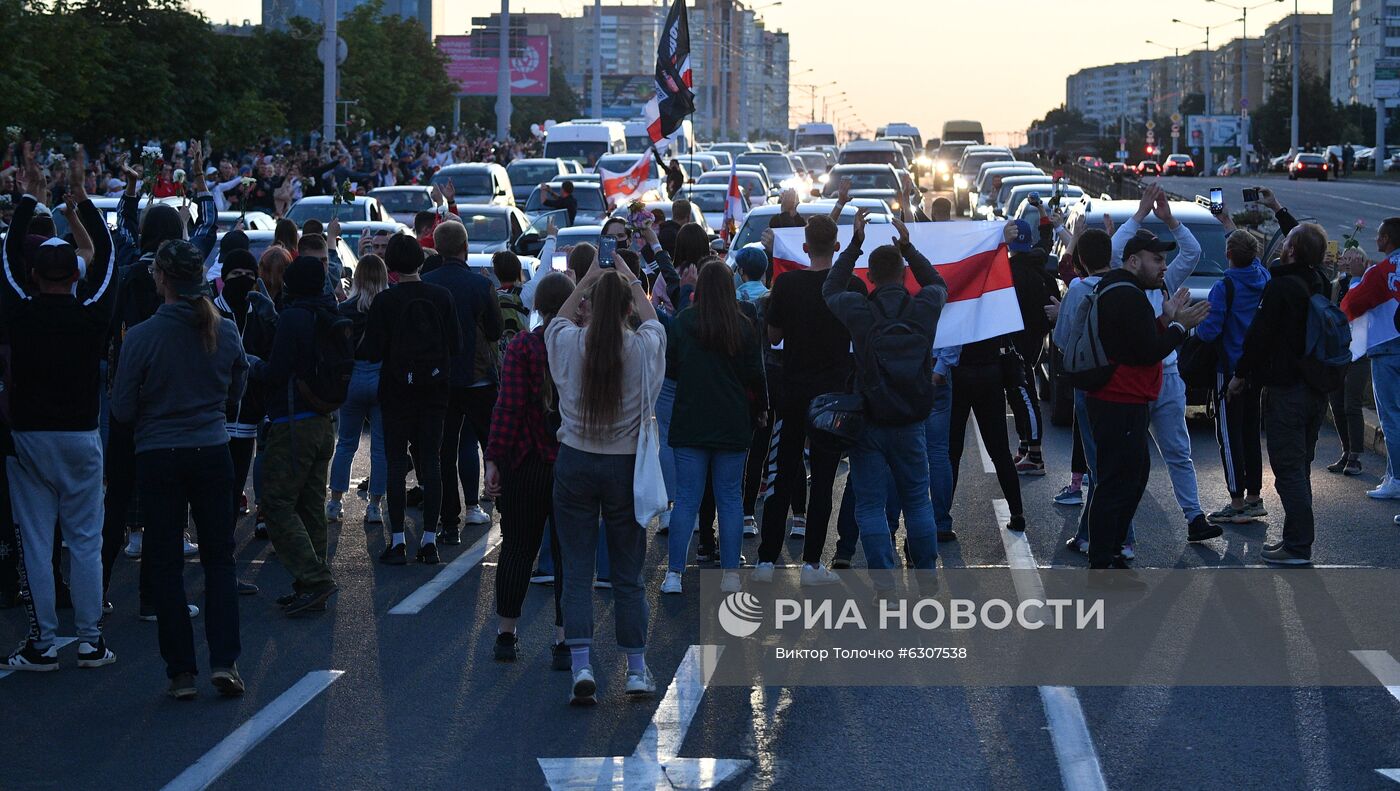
643, 0, 695, 148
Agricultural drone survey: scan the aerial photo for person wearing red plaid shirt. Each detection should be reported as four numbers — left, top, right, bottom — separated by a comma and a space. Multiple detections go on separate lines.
484, 272, 575, 666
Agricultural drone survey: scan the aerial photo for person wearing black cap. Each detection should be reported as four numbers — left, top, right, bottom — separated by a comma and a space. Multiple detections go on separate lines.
1084, 224, 1210, 571
1, 163, 117, 672
249, 253, 342, 614
111, 240, 248, 699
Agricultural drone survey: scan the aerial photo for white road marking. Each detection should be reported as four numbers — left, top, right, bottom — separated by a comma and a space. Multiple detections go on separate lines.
1378, 768, 1400, 784
160, 670, 344, 791
972, 416, 995, 473
537, 644, 750, 790
1352, 650, 1400, 707
993, 499, 1108, 791
388, 524, 501, 615
0, 636, 76, 680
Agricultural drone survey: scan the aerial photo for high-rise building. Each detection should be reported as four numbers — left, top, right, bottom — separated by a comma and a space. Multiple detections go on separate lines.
1262, 13, 1333, 100
1210, 38, 1266, 117
262, 0, 443, 38
1066, 59, 1156, 131
1330, 0, 1400, 106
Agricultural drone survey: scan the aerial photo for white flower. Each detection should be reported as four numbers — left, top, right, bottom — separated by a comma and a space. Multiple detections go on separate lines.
240, 176, 256, 187
142, 145, 162, 158
172, 169, 186, 183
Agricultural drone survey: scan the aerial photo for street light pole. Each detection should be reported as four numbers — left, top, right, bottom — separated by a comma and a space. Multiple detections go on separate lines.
1207, 0, 1282, 173
496, 0, 511, 142
322, 0, 336, 144
1174, 18, 1228, 175
1290, 0, 1299, 155
591, 0, 602, 119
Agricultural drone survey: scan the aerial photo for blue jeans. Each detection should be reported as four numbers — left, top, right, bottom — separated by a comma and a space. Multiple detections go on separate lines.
924, 380, 954, 533
668, 447, 746, 572
1074, 390, 1136, 546
330, 361, 386, 496
1148, 369, 1202, 523
835, 463, 901, 561
536, 522, 610, 579
655, 378, 678, 504
847, 422, 939, 571
1371, 353, 1400, 480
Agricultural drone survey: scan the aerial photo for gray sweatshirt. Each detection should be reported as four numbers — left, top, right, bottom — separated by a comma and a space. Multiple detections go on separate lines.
111, 301, 249, 454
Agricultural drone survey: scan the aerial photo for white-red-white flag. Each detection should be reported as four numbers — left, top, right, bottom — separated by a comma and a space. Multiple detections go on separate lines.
770, 222, 1024, 347
600, 155, 656, 204
721, 158, 747, 241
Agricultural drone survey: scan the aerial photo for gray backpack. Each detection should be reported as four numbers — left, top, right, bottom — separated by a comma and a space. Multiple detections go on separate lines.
1060, 279, 1135, 391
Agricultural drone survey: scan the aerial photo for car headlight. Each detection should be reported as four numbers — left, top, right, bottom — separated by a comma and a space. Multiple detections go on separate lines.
936, 162, 949, 174
891, 201, 900, 211
779, 177, 803, 191
818, 173, 830, 185
915, 156, 931, 168
953, 175, 967, 189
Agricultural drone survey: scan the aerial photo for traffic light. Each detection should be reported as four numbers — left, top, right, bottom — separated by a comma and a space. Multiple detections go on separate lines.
1145, 144, 1156, 156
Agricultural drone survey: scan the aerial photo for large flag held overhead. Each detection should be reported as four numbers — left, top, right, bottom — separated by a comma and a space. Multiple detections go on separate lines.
642, 0, 695, 152
769, 222, 1025, 347
600, 155, 657, 204
721, 159, 747, 241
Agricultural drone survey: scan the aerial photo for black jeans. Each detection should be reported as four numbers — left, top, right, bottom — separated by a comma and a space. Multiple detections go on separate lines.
136, 445, 240, 678
495, 454, 563, 625
1327, 359, 1371, 455
743, 420, 772, 517
440, 386, 497, 528
1006, 333, 1045, 447
758, 400, 838, 565
949, 363, 1024, 516
1264, 383, 1326, 557
101, 419, 148, 605
1214, 374, 1263, 499
229, 436, 256, 520
385, 405, 445, 540
1085, 397, 1151, 568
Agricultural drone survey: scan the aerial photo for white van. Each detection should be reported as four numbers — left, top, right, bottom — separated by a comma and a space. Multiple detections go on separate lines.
877, 123, 923, 150
793, 122, 837, 150
623, 118, 694, 156
543, 121, 627, 169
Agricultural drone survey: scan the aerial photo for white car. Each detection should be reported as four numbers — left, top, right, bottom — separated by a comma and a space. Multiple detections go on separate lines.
369, 186, 438, 226
286, 195, 390, 225
216, 211, 276, 232
675, 184, 739, 229
723, 203, 889, 268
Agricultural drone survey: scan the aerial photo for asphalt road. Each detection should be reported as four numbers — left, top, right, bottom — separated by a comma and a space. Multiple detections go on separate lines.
1154, 173, 1400, 246
4, 399, 1400, 790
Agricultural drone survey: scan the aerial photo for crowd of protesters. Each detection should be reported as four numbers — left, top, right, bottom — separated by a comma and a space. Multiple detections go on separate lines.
0, 126, 1392, 707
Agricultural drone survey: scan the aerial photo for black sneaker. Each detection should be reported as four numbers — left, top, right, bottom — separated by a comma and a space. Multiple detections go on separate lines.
494, 632, 518, 662
552, 641, 571, 672
695, 552, 714, 564
4, 640, 58, 672
1326, 455, 1349, 474
1261, 546, 1312, 565
1187, 514, 1223, 543
168, 672, 197, 701
102, 600, 114, 614
439, 527, 461, 546
830, 557, 852, 570
211, 665, 245, 697
284, 586, 336, 617
77, 638, 116, 669
416, 543, 441, 565
237, 581, 259, 596
357, 478, 369, 493
276, 592, 297, 607
937, 530, 958, 542
379, 543, 408, 565
1343, 456, 1363, 476
1006, 515, 1026, 533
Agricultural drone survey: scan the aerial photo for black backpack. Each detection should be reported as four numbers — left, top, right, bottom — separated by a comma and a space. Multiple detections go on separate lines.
293, 308, 355, 414
859, 293, 935, 426
387, 295, 449, 393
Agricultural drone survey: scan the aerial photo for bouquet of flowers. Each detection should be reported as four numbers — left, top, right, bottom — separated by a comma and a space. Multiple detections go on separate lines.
172, 168, 187, 201
330, 177, 354, 219
140, 145, 163, 205
4, 126, 21, 144
1344, 218, 1366, 250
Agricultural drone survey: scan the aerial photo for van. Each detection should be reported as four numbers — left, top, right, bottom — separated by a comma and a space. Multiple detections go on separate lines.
838, 140, 907, 170
877, 123, 923, 150
543, 121, 627, 169
941, 120, 985, 145
793, 122, 837, 150
623, 118, 694, 156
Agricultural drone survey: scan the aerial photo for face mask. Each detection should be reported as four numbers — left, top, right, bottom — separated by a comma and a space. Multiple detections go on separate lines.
221, 274, 255, 310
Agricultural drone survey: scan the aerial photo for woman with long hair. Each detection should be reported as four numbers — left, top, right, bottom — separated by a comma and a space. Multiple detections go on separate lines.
545, 245, 665, 705
672, 223, 710, 274
328, 253, 390, 525
258, 245, 291, 309
661, 261, 766, 595
110, 240, 249, 700
486, 273, 575, 665
274, 218, 299, 252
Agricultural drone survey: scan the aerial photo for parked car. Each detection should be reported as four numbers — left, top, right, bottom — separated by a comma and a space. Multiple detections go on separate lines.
504, 158, 571, 205
1135, 160, 1161, 177
368, 186, 438, 226
1289, 153, 1329, 180
1163, 154, 1196, 176
215, 211, 276, 232
285, 195, 389, 225
430, 162, 515, 207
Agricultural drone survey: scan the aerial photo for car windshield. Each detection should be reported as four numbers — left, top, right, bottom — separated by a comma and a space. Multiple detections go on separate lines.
937, 143, 971, 163
1169, 156, 1190, 163
432, 171, 493, 197
798, 153, 828, 172
371, 190, 434, 213
733, 210, 855, 249
1298, 154, 1324, 163
737, 153, 794, 178
678, 189, 729, 212
525, 188, 606, 213
286, 201, 362, 224
461, 211, 511, 242
626, 135, 651, 153
999, 180, 1051, 204
507, 162, 563, 186
544, 141, 608, 167
698, 173, 763, 194
824, 169, 898, 195
842, 150, 899, 166
960, 152, 1012, 176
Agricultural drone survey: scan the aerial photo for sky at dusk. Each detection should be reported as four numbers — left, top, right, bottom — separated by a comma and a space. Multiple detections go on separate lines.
195, 0, 1334, 142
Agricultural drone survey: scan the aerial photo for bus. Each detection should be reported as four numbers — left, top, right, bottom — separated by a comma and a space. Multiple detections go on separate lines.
876, 123, 923, 150
941, 120, 985, 145
793, 122, 837, 150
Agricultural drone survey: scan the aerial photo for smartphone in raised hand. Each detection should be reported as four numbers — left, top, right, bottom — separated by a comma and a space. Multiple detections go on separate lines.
1209, 188, 1223, 215
1242, 187, 1260, 203
597, 235, 617, 269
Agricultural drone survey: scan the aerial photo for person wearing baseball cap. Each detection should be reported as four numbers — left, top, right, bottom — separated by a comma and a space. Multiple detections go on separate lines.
111, 239, 249, 699
1, 159, 118, 673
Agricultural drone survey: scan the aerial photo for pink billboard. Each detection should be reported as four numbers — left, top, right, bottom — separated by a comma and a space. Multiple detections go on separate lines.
437, 35, 551, 97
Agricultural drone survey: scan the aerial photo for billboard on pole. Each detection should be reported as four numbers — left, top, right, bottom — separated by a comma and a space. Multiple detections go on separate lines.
437, 35, 550, 97
1187, 115, 1243, 149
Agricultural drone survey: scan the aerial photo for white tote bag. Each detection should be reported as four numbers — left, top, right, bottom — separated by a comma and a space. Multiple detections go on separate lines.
633, 341, 669, 527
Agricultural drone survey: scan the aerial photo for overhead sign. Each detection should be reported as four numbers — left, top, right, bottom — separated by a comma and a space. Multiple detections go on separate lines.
1187, 115, 1243, 148
437, 34, 550, 97
1376, 57, 1400, 101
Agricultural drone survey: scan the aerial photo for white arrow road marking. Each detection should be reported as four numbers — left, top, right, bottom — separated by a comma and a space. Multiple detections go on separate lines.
537, 644, 750, 790
995, 499, 1109, 791
160, 669, 344, 791
1352, 650, 1400, 784
389, 525, 501, 615
972, 416, 996, 473
0, 636, 76, 680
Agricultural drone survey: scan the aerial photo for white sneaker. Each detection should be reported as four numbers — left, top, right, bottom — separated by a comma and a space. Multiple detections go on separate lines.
661, 571, 683, 594
326, 499, 343, 523
625, 665, 657, 696
787, 516, 806, 539
365, 500, 383, 524
742, 516, 758, 537
721, 571, 742, 592
800, 563, 841, 587
123, 531, 143, 558
1368, 478, 1400, 499
752, 561, 775, 583
464, 505, 492, 525
181, 533, 199, 557
570, 667, 597, 705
